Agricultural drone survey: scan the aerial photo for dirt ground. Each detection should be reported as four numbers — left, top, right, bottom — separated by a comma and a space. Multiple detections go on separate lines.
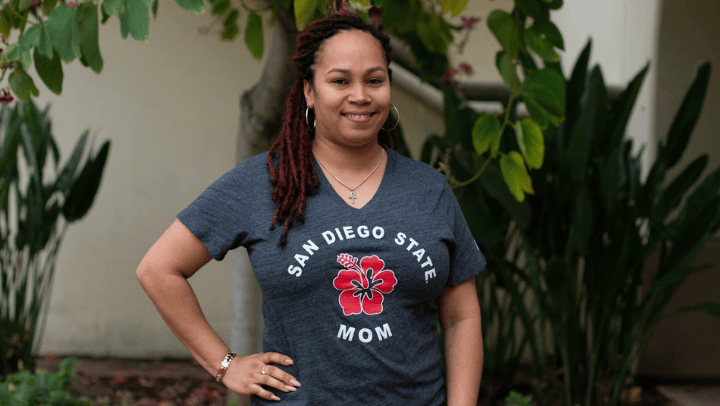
37, 357, 229, 406
35, 357, 677, 406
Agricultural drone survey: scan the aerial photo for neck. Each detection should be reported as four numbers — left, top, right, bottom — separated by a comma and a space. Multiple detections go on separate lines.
312, 137, 383, 172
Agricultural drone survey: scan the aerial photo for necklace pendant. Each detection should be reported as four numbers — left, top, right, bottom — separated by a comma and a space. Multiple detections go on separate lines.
349, 190, 356, 204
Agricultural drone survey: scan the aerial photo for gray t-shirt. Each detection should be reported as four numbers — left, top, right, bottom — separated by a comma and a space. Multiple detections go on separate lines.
178, 147, 486, 405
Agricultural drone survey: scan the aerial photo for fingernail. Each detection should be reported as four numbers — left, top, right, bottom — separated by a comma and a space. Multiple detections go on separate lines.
271, 395, 280, 401
285, 385, 297, 391
290, 379, 301, 387
285, 358, 294, 365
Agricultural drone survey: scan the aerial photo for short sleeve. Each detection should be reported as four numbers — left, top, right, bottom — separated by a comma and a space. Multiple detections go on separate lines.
442, 181, 487, 287
177, 161, 255, 261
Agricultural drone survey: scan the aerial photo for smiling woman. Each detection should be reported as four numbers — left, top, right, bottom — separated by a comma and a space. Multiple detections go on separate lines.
137, 13, 486, 406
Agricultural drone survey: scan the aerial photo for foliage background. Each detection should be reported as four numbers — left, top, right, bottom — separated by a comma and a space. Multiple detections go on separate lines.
1, 0, 716, 381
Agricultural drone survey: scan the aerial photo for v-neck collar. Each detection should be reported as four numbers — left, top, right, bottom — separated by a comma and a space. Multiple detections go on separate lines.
313, 145, 393, 211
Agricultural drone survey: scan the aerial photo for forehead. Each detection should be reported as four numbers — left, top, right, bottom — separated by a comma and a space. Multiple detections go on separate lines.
314, 29, 386, 72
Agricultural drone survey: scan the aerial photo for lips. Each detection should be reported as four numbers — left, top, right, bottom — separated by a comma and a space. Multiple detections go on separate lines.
343, 113, 375, 122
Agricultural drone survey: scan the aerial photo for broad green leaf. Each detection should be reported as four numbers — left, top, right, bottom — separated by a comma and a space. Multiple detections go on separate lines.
522, 68, 565, 127
245, 11, 263, 60
515, 118, 544, 169
294, 0, 318, 31
120, 7, 131, 38
569, 188, 593, 251
211, 0, 230, 16
0, 10, 11, 38
606, 63, 648, 154
127, 0, 150, 41
63, 140, 111, 222
653, 155, 707, 221
77, 3, 103, 73
34, 48, 63, 94
19, 25, 41, 49
664, 61, 711, 168
416, 13, 448, 53
524, 27, 559, 63
438, 0, 467, 17
487, 10, 520, 60
151, 0, 158, 18
9, 69, 39, 102
46, 5, 80, 63
175, 0, 204, 14
221, 9, 239, 41
495, 51, 521, 94
36, 23, 55, 58
43, 0, 58, 15
19, 0, 33, 11
472, 114, 501, 157
532, 19, 564, 50
5, 44, 32, 71
500, 151, 533, 202
103, 0, 125, 17
545, 0, 562, 10
675, 301, 720, 317
516, 0, 548, 20
381, 0, 415, 33
479, 164, 531, 229
56, 130, 89, 193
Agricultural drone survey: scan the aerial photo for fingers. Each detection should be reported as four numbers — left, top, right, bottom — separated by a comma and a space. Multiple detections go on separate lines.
262, 351, 294, 367
223, 352, 301, 402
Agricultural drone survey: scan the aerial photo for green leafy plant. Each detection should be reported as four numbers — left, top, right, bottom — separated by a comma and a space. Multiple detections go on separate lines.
0, 100, 110, 377
505, 390, 534, 406
0, 357, 92, 406
427, 37, 720, 405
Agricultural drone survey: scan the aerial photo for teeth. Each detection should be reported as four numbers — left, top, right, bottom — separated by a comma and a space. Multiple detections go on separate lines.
345, 114, 371, 119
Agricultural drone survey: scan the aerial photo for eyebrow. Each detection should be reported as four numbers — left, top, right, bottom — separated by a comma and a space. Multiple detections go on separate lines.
326, 66, 386, 75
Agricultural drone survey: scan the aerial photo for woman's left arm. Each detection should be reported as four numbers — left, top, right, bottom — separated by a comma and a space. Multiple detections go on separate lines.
438, 276, 484, 406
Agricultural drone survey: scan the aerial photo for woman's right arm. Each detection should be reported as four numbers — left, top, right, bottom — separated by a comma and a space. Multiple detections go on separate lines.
136, 219, 301, 401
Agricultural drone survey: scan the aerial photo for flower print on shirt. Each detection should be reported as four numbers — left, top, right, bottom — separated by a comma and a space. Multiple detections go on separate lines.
333, 254, 397, 316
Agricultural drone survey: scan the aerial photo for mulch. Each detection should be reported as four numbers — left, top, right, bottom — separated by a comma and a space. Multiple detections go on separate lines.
35, 357, 679, 406
36, 357, 229, 406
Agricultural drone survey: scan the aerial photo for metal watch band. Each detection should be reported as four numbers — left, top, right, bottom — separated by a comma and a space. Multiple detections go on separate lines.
215, 352, 237, 382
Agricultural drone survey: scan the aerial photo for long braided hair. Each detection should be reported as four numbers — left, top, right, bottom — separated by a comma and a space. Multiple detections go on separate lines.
267, 14, 398, 246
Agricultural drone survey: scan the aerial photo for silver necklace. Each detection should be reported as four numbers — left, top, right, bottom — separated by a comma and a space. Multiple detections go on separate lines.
315, 148, 385, 204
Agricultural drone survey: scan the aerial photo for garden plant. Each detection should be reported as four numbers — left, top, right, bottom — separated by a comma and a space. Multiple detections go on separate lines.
0, 100, 110, 378
424, 37, 720, 406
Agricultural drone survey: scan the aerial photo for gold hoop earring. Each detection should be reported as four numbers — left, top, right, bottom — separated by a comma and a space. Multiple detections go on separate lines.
383, 105, 399, 131
305, 108, 316, 132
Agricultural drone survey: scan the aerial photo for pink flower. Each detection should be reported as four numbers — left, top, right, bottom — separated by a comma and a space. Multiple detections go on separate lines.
67, 1, 76, 6
0, 88, 13, 104
333, 254, 397, 316
461, 16, 480, 30
459, 62, 473, 75
441, 67, 458, 85
368, 5, 382, 26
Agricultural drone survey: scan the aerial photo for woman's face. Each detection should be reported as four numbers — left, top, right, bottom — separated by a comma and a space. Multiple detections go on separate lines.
304, 29, 391, 149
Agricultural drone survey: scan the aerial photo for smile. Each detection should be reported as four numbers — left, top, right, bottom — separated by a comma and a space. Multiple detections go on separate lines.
343, 113, 374, 122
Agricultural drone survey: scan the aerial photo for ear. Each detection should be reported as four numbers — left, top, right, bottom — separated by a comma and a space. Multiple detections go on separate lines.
303, 79, 315, 109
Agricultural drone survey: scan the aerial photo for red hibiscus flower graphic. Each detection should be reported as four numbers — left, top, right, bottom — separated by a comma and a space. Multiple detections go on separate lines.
333, 254, 397, 316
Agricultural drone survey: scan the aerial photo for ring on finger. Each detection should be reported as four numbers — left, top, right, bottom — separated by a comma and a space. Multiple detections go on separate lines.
261, 364, 267, 375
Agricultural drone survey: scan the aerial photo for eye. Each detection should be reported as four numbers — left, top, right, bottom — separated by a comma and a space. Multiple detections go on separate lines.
333, 78, 348, 85
368, 78, 383, 85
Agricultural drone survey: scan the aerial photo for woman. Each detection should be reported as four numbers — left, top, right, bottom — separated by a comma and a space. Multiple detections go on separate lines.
137, 14, 485, 405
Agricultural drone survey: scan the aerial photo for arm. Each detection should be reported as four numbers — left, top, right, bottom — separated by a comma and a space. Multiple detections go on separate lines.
136, 219, 300, 401
438, 276, 484, 406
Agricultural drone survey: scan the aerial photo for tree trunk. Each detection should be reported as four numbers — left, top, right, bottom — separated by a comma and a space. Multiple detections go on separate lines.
229, 2, 297, 405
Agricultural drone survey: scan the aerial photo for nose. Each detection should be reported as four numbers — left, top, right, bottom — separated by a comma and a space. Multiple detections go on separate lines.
348, 83, 370, 104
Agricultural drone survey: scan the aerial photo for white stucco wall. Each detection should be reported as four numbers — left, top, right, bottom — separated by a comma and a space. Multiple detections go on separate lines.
34, 2, 263, 357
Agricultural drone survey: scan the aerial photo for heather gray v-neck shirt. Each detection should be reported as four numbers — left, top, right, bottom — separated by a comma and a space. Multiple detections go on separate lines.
178, 147, 486, 406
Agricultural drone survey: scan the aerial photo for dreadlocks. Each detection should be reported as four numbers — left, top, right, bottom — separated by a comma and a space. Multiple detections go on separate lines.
267, 14, 398, 246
